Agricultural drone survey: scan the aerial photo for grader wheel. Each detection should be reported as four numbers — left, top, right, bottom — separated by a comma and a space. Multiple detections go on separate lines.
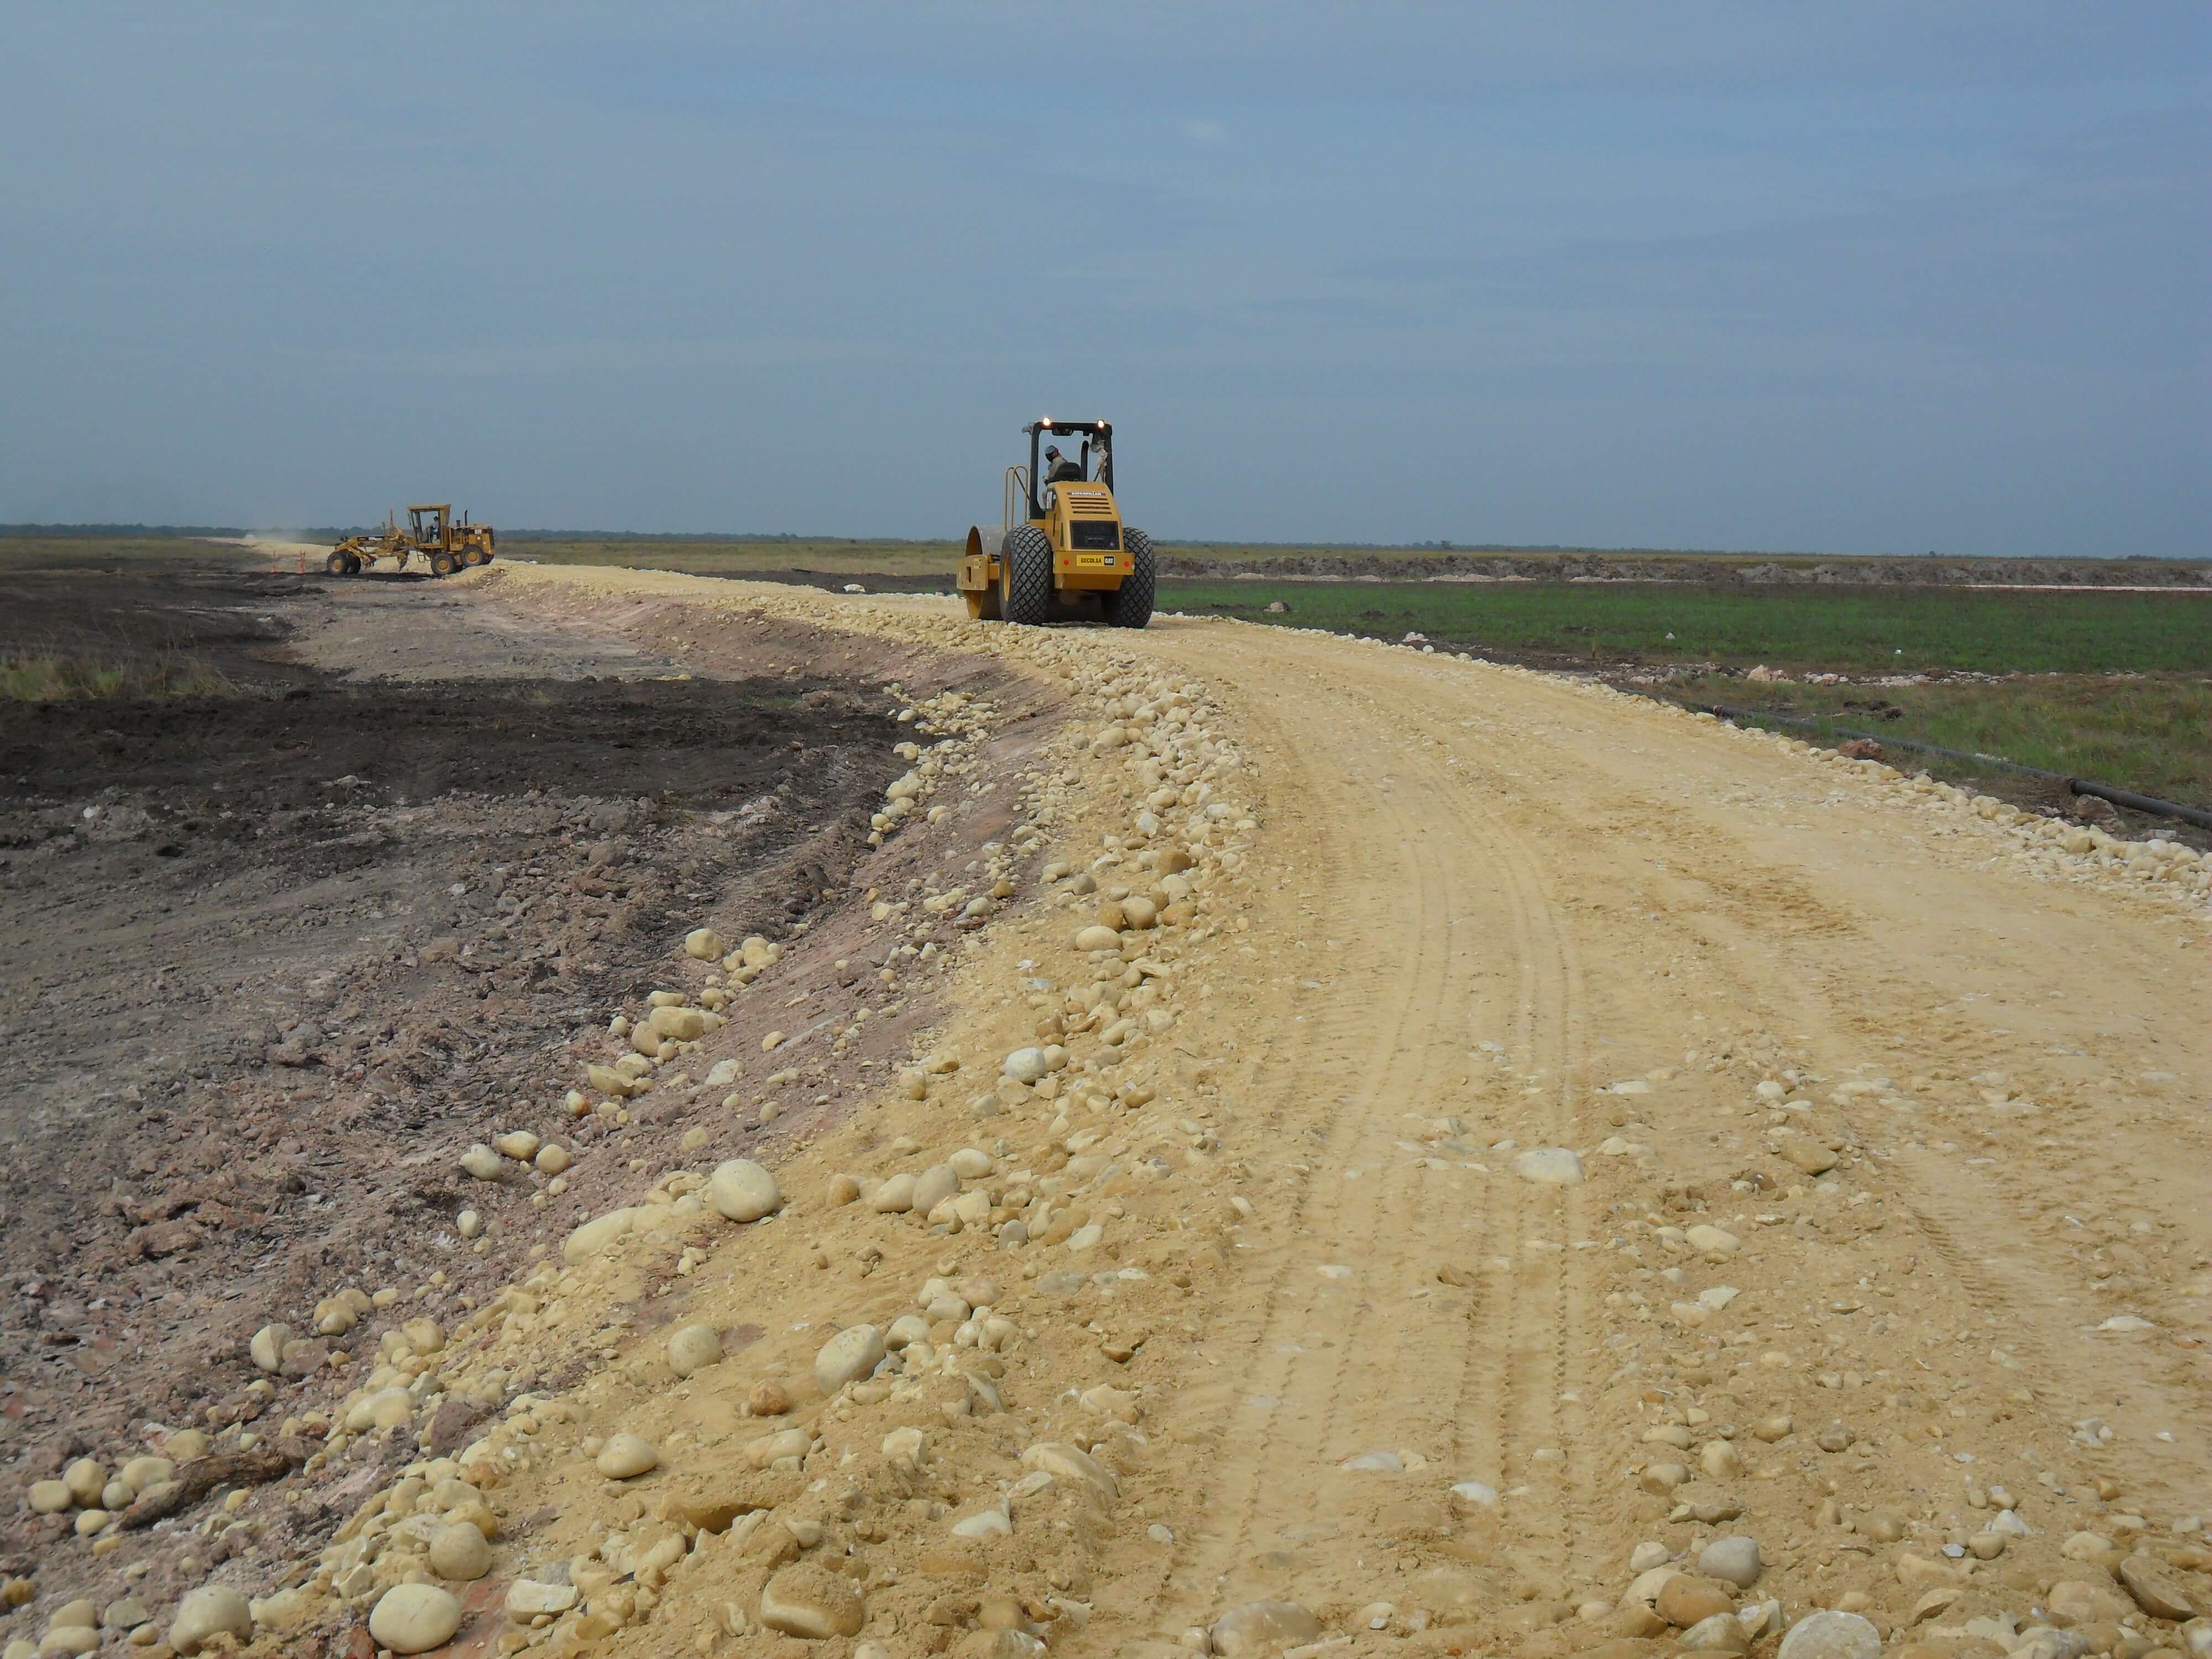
430, 549, 458, 578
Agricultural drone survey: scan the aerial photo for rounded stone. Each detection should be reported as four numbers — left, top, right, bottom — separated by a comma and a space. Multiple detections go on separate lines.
1777, 1610, 1882, 1659
60, 1459, 106, 1506
1680, 1612, 1751, 1652
1073, 925, 1121, 952
458, 1143, 504, 1180
1212, 1600, 1322, 1658
119, 1455, 174, 1491
760, 1563, 865, 1639
1512, 1147, 1584, 1185
2119, 1554, 2206, 1622
1640, 1462, 1691, 1494
748, 1380, 792, 1416
708, 1158, 782, 1223
169, 1586, 252, 1656
1658, 1577, 1736, 1629
666, 1323, 723, 1378
427, 1521, 493, 1580
1699, 1536, 1763, 1588
248, 1323, 290, 1374
595, 1433, 659, 1479
912, 1164, 961, 1214
1003, 1047, 1050, 1084
815, 1324, 887, 1394
957, 1632, 1045, 1659
562, 1206, 640, 1265
367, 1583, 463, 1654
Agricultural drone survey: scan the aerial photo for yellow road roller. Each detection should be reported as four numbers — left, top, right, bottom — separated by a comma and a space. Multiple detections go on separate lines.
957, 419, 1152, 627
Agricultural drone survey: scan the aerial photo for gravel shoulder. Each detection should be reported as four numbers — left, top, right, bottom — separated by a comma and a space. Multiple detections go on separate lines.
3, 565, 2205, 1659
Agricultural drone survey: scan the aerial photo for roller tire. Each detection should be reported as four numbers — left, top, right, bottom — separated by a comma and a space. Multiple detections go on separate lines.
1000, 526, 1053, 626
430, 549, 458, 578
1105, 527, 1155, 629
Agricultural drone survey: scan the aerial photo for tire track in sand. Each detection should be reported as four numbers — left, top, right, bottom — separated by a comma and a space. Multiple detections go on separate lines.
1112, 645, 1603, 1634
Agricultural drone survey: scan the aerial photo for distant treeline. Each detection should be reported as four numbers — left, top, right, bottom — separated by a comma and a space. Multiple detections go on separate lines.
2, 523, 255, 538
0, 524, 2199, 562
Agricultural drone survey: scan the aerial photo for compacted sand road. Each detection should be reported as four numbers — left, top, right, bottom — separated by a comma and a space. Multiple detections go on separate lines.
1081, 617, 2209, 1647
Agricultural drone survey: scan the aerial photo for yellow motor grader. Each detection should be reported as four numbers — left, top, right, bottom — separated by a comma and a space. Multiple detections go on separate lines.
327, 505, 496, 578
957, 419, 1152, 627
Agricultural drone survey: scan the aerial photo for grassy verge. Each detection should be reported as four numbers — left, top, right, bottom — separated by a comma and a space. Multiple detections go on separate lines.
0, 651, 236, 701
1667, 674, 2211, 811
0, 537, 252, 573
1157, 581, 2212, 675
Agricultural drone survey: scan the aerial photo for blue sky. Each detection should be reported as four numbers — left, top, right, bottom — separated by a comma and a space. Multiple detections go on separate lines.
2, 3, 2205, 555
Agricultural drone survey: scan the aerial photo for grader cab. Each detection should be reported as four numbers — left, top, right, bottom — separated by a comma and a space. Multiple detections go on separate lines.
327, 505, 496, 578
957, 419, 1154, 628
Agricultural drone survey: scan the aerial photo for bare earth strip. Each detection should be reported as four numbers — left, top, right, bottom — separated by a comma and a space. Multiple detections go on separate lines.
18, 564, 2201, 1659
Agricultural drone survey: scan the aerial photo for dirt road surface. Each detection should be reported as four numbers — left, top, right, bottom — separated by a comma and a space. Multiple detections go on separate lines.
1093, 620, 2209, 1645
4, 564, 2203, 1659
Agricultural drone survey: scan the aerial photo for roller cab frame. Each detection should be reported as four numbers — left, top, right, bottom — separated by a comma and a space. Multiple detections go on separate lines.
957, 418, 1154, 628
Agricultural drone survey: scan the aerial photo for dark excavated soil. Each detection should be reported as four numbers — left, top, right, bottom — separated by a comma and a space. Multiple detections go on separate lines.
1, 674, 864, 810
0, 566, 1013, 1598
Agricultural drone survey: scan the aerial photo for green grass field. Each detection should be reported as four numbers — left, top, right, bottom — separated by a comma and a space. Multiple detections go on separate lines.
1672, 674, 2211, 808
1158, 581, 2212, 675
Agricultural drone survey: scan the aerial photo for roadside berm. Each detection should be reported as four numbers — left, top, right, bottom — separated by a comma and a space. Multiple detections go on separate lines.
3, 565, 2205, 1659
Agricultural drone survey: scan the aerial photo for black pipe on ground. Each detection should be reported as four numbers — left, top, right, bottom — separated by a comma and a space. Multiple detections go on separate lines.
1662, 696, 2212, 833
2065, 779, 2212, 833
